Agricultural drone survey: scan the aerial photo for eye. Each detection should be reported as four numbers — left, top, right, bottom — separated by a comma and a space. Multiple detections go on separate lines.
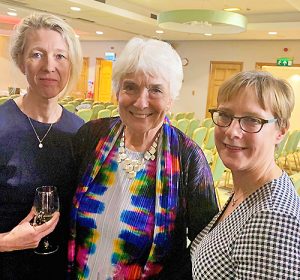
148, 87, 163, 93
218, 111, 232, 122
148, 87, 164, 98
122, 83, 137, 94
242, 117, 262, 126
32, 52, 42, 59
56, 54, 67, 60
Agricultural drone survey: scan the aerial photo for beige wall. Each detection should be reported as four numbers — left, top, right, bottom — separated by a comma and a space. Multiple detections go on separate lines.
173, 40, 300, 120
263, 66, 300, 131
1, 36, 300, 123
80, 39, 300, 121
0, 36, 27, 94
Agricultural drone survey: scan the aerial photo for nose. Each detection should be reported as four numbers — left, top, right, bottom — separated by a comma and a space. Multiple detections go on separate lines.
224, 118, 243, 138
133, 88, 149, 109
43, 55, 56, 72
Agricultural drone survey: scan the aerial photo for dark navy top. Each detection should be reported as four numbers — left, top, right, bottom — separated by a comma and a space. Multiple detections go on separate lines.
0, 99, 84, 280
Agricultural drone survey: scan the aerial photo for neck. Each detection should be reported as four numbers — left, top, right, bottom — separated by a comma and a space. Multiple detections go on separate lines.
124, 125, 162, 152
232, 162, 282, 196
16, 93, 61, 123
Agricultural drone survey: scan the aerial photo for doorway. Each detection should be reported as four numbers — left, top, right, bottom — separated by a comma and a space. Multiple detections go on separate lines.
206, 61, 243, 117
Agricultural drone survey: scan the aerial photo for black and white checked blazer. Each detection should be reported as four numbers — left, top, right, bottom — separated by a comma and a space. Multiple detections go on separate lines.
191, 171, 300, 279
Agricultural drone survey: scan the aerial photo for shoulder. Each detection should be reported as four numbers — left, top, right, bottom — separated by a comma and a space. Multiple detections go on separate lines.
61, 108, 84, 132
245, 207, 300, 233
175, 128, 203, 154
0, 99, 14, 113
0, 99, 20, 128
249, 172, 300, 220
243, 173, 300, 235
76, 117, 120, 137
74, 117, 120, 150
270, 172, 300, 216
175, 127, 210, 168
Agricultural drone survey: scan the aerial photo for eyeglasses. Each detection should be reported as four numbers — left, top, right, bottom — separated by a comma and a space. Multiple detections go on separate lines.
208, 109, 277, 133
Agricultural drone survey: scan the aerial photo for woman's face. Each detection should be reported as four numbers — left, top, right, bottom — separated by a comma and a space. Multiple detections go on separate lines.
215, 87, 285, 174
117, 72, 172, 134
20, 28, 70, 99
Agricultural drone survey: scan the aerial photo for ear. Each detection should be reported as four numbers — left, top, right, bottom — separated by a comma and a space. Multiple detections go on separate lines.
18, 57, 26, 75
275, 123, 289, 145
165, 97, 173, 113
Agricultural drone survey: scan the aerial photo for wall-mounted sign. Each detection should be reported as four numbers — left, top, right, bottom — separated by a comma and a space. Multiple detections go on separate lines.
276, 57, 293, 66
105, 52, 116, 61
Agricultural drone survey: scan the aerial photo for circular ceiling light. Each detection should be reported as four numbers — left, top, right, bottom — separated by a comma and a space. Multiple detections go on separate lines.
158, 9, 247, 34
70, 7, 81, 11
223, 8, 241, 12
7, 11, 17, 16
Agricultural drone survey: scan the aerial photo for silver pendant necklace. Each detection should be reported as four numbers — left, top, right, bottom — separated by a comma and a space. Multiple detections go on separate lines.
117, 130, 159, 179
27, 116, 53, 148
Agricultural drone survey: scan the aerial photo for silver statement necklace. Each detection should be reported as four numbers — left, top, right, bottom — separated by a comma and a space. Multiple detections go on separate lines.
117, 130, 159, 179
27, 116, 53, 148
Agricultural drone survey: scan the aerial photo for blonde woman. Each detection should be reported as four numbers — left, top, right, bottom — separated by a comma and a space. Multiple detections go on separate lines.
0, 13, 84, 279
191, 71, 300, 279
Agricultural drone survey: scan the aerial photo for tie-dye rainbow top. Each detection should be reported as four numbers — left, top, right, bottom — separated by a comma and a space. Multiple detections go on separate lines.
68, 117, 218, 280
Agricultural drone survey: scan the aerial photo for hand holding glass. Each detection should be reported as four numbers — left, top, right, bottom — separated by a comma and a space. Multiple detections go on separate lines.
33, 186, 60, 255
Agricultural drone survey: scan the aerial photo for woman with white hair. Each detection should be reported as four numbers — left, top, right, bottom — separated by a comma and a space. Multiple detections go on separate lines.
0, 13, 84, 279
68, 37, 218, 280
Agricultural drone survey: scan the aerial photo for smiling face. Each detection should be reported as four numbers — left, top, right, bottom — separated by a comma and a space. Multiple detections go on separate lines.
117, 72, 172, 134
215, 87, 286, 174
19, 28, 70, 100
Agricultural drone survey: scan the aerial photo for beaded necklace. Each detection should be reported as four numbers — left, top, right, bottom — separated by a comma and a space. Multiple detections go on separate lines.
117, 130, 159, 179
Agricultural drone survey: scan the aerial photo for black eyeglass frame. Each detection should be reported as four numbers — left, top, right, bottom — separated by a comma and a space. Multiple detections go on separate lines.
208, 109, 277, 133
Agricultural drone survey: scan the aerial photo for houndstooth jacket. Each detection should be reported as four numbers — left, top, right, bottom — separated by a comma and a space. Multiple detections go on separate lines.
191, 171, 300, 280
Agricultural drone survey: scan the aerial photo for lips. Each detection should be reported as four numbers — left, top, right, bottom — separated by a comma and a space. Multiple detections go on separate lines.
40, 78, 57, 81
224, 143, 245, 150
130, 112, 152, 118
39, 78, 58, 86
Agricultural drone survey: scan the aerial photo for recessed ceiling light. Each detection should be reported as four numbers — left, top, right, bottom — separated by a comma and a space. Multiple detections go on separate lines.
75, 34, 80, 38
268, 31, 277, 35
96, 31, 103, 35
70, 6, 81, 11
204, 33, 212, 36
156, 30, 164, 34
7, 11, 17, 16
223, 7, 241, 12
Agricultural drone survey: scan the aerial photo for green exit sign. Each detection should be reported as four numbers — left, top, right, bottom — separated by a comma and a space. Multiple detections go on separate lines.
277, 58, 293, 66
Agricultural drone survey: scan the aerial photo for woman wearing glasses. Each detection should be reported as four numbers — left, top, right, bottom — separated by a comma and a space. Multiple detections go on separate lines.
191, 71, 300, 279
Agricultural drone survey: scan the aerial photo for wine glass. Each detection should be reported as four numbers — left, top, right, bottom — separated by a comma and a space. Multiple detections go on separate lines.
33, 185, 60, 255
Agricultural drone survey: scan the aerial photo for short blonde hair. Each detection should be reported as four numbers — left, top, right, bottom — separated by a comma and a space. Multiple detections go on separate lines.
10, 12, 82, 97
217, 71, 295, 128
112, 37, 183, 100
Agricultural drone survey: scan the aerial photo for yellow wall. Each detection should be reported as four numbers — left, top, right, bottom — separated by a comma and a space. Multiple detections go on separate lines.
262, 66, 300, 131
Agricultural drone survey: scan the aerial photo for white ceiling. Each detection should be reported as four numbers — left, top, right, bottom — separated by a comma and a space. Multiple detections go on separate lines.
0, 0, 300, 41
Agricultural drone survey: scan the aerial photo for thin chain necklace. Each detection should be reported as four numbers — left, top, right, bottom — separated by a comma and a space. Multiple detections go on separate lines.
117, 130, 159, 179
231, 190, 253, 207
27, 116, 54, 149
